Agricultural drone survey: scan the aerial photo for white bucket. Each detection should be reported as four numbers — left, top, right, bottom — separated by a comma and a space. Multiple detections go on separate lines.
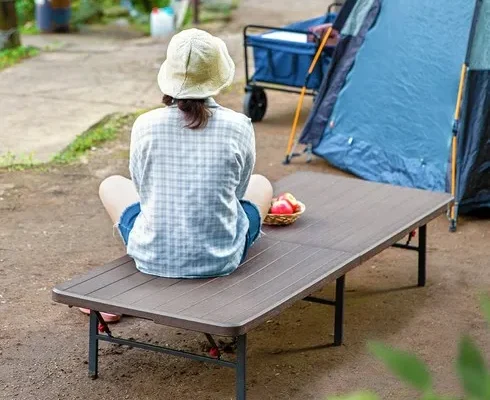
150, 7, 175, 38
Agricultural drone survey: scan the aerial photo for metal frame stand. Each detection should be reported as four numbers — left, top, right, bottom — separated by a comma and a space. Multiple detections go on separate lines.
88, 311, 248, 399
391, 225, 427, 287
303, 275, 345, 346
85, 226, 428, 398
299, 226, 427, 348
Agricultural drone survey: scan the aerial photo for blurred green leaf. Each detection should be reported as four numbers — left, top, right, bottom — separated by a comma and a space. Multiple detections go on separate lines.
481, 295, 490, 326
456, 335, 490, 399
328, 392, 380, 400
421, 393, 459, 400
369, 342, 432, 392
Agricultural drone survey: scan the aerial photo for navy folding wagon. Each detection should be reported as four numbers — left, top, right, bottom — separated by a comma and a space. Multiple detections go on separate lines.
242, 4, 341, 122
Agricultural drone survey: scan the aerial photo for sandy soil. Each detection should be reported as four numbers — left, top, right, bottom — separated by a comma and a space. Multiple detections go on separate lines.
1, 87, 489, 400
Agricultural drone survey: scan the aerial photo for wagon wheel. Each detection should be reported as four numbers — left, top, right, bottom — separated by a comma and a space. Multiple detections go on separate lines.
243, 88, 267, 122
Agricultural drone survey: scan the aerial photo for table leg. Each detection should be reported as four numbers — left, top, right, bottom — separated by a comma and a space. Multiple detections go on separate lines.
334, 275, 345, 346
236, 334, 247, 400
418, 225, 427, 287
88, 310, 99, 379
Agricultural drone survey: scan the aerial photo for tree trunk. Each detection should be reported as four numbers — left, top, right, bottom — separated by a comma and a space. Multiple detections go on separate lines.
193, 0, 199, 24
0, 0, 21, 50
142, 0, 152, 13
51, 0, 71, 7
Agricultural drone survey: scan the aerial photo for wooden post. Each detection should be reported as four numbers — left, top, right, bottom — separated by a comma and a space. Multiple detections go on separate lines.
0, 0, 21, 50
51, 0, 71, 7
193, 0, 199, 24
141, 0, 153, 13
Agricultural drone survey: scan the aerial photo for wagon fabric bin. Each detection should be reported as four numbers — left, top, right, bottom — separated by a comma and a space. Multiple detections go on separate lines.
248, 16, 336, 90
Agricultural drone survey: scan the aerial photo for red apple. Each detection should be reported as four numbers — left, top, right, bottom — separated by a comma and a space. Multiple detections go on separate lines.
277, 192, 300, 212
270, 199, 294, 215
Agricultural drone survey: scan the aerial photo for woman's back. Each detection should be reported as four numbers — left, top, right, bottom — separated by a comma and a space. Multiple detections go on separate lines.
84, 28, 272, 323
127, 99, 256, 278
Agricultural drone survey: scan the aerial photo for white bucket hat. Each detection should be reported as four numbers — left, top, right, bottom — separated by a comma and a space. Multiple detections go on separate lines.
157, 28, 235, 99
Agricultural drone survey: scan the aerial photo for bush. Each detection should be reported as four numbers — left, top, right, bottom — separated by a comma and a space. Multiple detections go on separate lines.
0, 45, 39, 70
71, 0, 104, 26
15, 0, 35, 25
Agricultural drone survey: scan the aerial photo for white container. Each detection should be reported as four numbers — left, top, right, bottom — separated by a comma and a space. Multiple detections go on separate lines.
261, 31, 307, 43
150, 7, 175, 38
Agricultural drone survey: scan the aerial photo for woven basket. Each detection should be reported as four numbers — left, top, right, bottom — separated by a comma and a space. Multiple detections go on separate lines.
264, 201, 306, 226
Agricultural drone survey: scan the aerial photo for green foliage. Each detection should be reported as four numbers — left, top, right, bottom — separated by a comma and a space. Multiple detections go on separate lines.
102, 5, 130, 18
13, 0, 236, 35
71, 0, 104, 27
15, 0, 36, 25
456, 336, 490, 399
328, 296, 490, 400
368, 342, 432, 392
0, 46, 39, 70
482, 296, 490, 326
0, 151, 38, 170
19, 22, 40, 35
132, 0, 169, 13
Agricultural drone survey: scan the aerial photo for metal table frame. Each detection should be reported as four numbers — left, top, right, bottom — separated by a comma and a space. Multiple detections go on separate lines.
87, 225, 427, 400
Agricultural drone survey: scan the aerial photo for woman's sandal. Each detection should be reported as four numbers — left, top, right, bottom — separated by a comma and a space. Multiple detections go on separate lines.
78, 308, 121, 323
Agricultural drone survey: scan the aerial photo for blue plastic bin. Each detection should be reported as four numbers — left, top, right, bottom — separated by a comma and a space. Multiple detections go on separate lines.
36, 0, 71, 33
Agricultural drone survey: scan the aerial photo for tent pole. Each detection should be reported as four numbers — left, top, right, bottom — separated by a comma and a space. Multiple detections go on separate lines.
449, 63, 467, 232
284, 27, 334, 165
449, 0, 483, 232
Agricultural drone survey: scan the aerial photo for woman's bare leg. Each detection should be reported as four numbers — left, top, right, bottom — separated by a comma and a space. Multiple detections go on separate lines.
243, 174, 273, 222
83, 175, 140, 322
99, 175, 140, 225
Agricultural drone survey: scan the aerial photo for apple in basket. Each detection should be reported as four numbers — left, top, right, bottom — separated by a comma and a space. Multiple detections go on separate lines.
270, 199, 294, 215
277, 192, 301, 213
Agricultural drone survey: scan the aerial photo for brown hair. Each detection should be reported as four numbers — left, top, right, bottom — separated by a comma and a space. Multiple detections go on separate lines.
162, 95, 211, 129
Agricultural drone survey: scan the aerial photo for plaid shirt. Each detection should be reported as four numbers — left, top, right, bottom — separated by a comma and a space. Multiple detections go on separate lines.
127, 98, 256, 278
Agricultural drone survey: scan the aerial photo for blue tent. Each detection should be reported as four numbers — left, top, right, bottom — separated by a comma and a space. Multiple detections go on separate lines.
299, 0, 490, 230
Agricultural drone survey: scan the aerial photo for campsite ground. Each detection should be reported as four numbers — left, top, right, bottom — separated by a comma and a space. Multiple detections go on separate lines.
1, 1, 490, 399
1, 87, 490, 400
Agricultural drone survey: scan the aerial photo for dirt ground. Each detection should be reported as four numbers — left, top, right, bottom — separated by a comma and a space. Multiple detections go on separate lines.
1, 85, 490, 400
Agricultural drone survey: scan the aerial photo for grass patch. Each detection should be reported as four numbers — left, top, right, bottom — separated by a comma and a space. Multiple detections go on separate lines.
52, 109, 151, 164
52, 113, 134, 164
0, 110, 146, 172
0, 152, 39, 171
19, 22, 40, 35
0, 46, 40, 70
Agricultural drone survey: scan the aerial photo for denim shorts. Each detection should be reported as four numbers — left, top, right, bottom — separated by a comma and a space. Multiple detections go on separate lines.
118, 200, 261, 262
238, 200, 261, 263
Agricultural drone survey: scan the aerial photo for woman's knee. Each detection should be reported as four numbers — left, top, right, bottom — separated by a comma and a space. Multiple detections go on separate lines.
251, 174, 273, 196
251, 174, 272, 186
99, 175, 128, 198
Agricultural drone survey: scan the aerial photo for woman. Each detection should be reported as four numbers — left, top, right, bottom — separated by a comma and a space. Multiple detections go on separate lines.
81, 29, 273, 322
